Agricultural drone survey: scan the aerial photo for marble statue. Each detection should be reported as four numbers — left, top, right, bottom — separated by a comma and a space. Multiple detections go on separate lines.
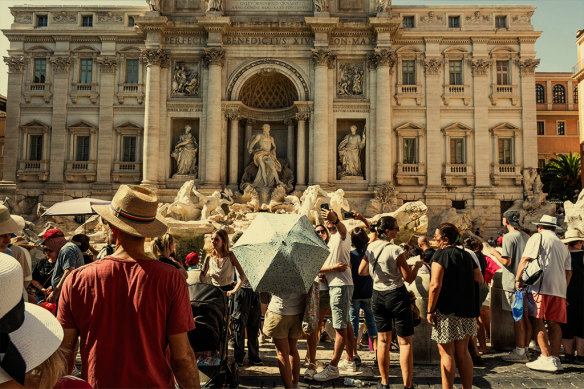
171, 125, 198, 176
563, 191, 584, 235
314, 0, 328, 12
298, 185, 329, 223
338, 125, 366, 177
377, 0, 391, 13
192, 188, 233, 221
158, 180, 202, 221
206, 0, 222, 12
247, 124, 283, 189
328, 189, 350, 219
172, 65, 199, 96
147, 0, 161, 11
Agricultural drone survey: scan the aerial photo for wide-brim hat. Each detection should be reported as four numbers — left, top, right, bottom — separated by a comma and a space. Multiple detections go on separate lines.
0, 204, 25, 236
0, 255, 64, 384
532, 214, 558, 227
92, 185, 167, 238
562, 229, 584, 244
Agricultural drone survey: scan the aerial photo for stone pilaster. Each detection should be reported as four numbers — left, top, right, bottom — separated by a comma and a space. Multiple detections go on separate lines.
227, 110, 240, 187
311, 49, 331, 185
373, 48, 395, 185
244, 119, 255, 169
48, 55, 71, 184
203, 48, 225, 186
518, 58, 540, 169
471, 49, 492, 188
296, 112, 309, 187
141, 48, 168, 186
424, 55, 443, 187
2, 56, 24, 183
96, 56, 117, 185
285, 118, 295, 173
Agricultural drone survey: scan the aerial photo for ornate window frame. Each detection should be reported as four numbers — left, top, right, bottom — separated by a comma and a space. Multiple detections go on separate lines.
113, 121, 143, 183
552, 84, 566, 104
535, 84, 545, 104
116, 47, 144, 104
394, 122, 425, 185
490, 122, 521, 185
17, 120, 50, 181
442, 122, 474, 185
24, 45, 53, 104
442, 47, 471, 106
65, 120, 97, 182
394, 47, 424, 106
489, 47, 519, 106
70, 45, 99, 103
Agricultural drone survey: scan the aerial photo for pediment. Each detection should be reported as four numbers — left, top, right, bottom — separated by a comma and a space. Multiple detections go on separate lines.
395, 122, 424, 131
442, 122, 472, 132
72, 45, 99, 53
68, 120, 96, 129
21, 120, 49, 128
115, 121, 142, 129
491, 122, 519, 131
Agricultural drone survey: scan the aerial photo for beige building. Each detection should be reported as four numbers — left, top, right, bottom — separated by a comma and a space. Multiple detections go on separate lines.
1, 1, 541, 230
576, 29, 584, 186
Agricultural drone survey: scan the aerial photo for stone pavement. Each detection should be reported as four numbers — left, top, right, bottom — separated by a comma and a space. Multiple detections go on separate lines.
234, 338, 584, 388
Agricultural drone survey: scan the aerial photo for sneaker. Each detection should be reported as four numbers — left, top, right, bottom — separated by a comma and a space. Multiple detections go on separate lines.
529, 340, 541, 353
502, 349, 529, 363
338, 359, 357, 372
325, 320, 336, 341
526, 355, 561, 372
313, 364, 340, 382
304, 364, 317, 380
353, 354, 362, 367
376, 382, 389, 389
562, 354, 575, 364
553, 356, 565, 371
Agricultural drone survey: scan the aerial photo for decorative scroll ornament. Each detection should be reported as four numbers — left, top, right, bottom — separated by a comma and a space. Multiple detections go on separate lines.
516, 58, 540, 74
512, 11, 534, 25
49, 56, 71, 73
420, 11, 444, 25
327, 53, 337, 70
97, 56, 117, 73
3, 56, 24, 73
423, 58, 443, 75
203, 48, 225, 67
97, 12, 123, 23
338, 64, 364, 96
312, 49, 331, 66
296, 112, 310, 121
377, 0, 391, 14
470, 59, 491, 76
141, 49, 169, 68
372, 49, 395, 67
314, 0, 329, 13
13, 13, 32, 24
465, 11, 490, 24
52, 11, 77, 24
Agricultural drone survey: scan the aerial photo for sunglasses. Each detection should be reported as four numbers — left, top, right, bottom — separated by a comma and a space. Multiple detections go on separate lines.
315, 229, 327, 235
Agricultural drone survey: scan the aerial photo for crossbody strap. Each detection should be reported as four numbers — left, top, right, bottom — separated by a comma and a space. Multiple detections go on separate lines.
371, 242, 391, 273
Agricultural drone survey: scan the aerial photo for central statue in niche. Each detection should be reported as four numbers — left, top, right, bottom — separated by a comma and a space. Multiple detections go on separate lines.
247, 124, 283, 188
338, 125, 366, 178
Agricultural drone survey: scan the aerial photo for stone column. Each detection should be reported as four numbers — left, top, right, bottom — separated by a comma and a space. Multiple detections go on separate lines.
471, 56, 492, 186
227, 110, 240, 187
285, 118, 295, 172
2, 56, 24, 183
96, 56, 117, 186
374, 49, 395, 185
203, 48, 225, 186
311, 49, 331, 185
48, 55, 71, 184
295, 112, 309, 187
244, 119, 255, 168
141, 48, 168, 186
518, 59, 540, 169
423, 55, 444, 187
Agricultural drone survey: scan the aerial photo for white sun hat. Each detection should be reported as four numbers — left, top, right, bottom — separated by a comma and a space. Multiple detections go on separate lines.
0, 205, 25, 236
0, 254, 64, 384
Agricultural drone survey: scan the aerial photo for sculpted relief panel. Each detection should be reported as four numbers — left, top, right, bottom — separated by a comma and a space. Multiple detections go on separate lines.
337, 63, 364, 97
171, 62, 200, 97
226, 0, 312, 12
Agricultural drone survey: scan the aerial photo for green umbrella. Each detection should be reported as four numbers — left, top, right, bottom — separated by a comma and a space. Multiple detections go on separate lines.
231, 214, 330, 294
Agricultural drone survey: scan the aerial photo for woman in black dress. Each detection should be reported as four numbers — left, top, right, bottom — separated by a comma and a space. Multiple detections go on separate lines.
561, 230, 584, 364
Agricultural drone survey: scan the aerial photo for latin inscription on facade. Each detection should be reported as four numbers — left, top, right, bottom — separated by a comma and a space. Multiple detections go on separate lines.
224, 36, 313, 46
330, 37, 373, 46
227, 0, 312, 12
164, 36, 205, 45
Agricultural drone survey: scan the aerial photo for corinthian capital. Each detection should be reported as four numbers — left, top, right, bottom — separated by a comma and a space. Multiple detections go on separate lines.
141, 48, 169, 68
203, 48, 225, 67
49, 56, 71, 73
373, 49, 395, 68
296, 112, 310, 121
470, 58, 491, 76
225, 109, 239, 120
3, 56, 24, 73
423, 58, 443, 76
516, 58, 540, 75
312, 49, 332, 66
97, 56, 117, 73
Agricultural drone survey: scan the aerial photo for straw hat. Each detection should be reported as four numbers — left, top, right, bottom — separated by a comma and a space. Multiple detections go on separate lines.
92, 185, 167, 238
0, 204, 25, 236
0, 254, 64, 384
532, 214, 558, 227
561, 229, 584, 244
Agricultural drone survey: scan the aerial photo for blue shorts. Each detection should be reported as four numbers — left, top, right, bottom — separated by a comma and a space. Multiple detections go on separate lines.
329, 285, 354, 329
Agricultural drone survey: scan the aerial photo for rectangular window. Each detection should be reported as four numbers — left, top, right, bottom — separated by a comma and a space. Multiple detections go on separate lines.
498, 138, 513, 164
448, 16, 460, 28
33, 59, 46, 83
36, 15, 48, 27
450, 138, 465, 164
452, 200, 466, 210
537, 121, 545, 135
128, 16, 135, 27
76, 136, 90, 161
402, 16, 414, 28
557, 121, 566, 135
122, 136, 137, 162
82, 15, 93, 27
29, 135, 43, 161
495, 15, 507, 29
449, 60, 462, 85
125, 59, 139, 84
79, 59, 93, 84
402, 60, 416, 85
403, 138, 417, 164
538, 159, 546, 170
496, 60, 510, 85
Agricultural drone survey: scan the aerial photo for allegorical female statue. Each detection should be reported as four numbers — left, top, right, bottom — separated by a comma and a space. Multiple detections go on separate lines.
247, 124, 283, 188
338, 125, 366, 177
171, 125, 198, 176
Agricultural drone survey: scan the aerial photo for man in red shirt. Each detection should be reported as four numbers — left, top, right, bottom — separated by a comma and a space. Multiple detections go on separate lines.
58, 185, 199, 388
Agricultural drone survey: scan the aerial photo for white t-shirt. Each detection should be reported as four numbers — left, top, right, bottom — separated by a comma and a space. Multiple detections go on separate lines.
322, 230, 353, 287
365, 240, 405, 291
268, 292, 305, 315
522, 230, 571, 298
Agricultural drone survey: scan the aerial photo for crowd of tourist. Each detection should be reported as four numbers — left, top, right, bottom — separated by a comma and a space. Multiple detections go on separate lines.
0, 184, 583, 389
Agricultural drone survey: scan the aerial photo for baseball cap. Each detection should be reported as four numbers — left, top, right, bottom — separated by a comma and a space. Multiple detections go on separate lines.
40, 228, 65, 245
185, 252, 199, 267
503, 210, 521, 229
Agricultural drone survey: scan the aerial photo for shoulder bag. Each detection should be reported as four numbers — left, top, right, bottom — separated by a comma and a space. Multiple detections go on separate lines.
521, 234, 544, 285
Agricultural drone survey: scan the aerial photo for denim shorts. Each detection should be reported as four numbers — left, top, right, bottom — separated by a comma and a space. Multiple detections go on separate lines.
329, 285, 354, 329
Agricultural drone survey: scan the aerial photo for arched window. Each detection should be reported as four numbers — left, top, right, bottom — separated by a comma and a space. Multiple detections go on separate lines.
553, 84, 566, 104
535, 84, 545, 104
574, 86, 578, 105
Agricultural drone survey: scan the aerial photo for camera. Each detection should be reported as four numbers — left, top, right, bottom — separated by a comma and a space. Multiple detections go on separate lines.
320, 203, 329, 211
343, 211, 355, 219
